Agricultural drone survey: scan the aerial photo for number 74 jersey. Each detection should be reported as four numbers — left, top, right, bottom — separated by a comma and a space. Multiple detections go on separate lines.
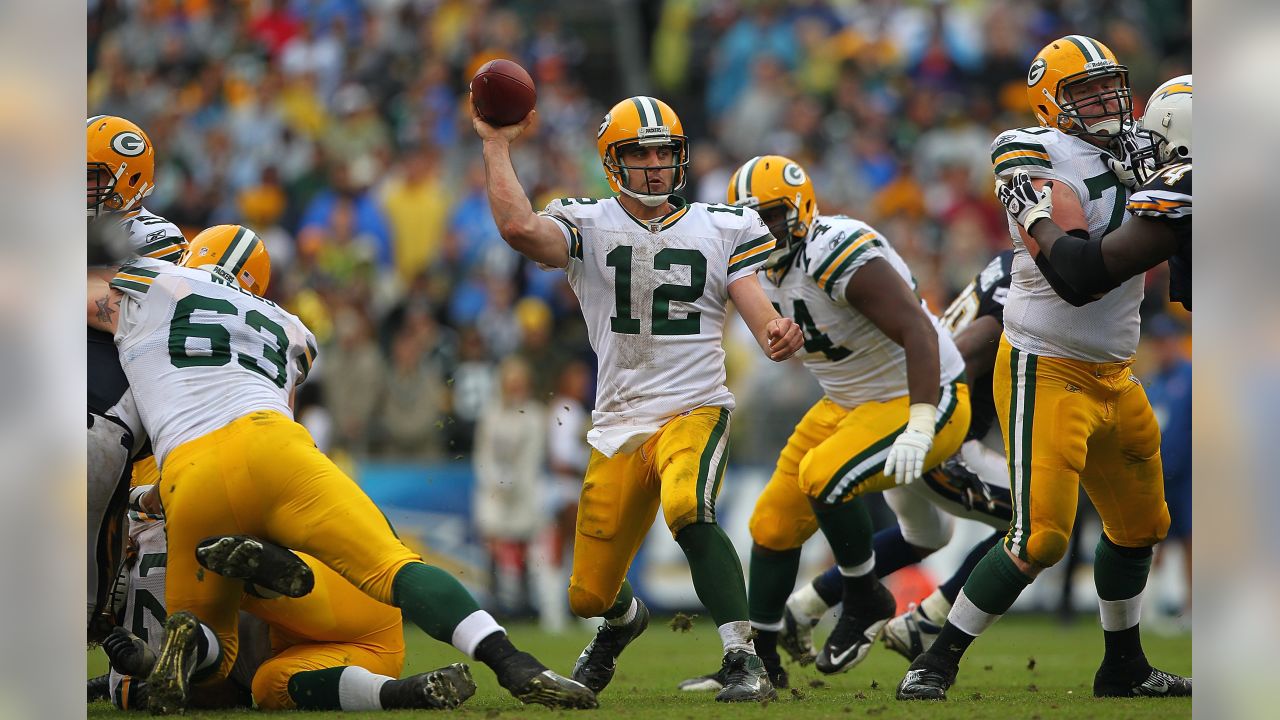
991, 126, 1144, 362
110, 258, 317, 469
541, 196, 775, 457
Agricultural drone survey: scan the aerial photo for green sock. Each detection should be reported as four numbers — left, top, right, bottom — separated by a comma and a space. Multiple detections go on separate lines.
811, 497, 874, 569
1094, 535, 1152, 601
675, 523, 748, 625
602, 579, 635, 620
287, 667, 345, 710
392, 562, 482, 644
962, 543, 1033, 615
748, 544, 801, 627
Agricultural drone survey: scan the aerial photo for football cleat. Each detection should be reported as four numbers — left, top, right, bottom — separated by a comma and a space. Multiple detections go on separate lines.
895, 651, 957, 701
779, 603, 819, 666
146, 611, 200, 715
380, 663, 477, 710
195, 535, 314, 599
103, 627, 157, 677
571, 598, 650, 693
497, 651, 598, 709
815, 584, 896, 675
714, 650, 778, 703
677, 652, 788, 692
87, 673, 111, 703
881, 602, 943, 662
1094, 664, 1192, 698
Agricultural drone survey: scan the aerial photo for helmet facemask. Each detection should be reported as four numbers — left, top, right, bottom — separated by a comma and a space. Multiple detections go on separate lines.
606, 135, 689, 207
1054, 68, 1133, 146
87, 163, 126, 219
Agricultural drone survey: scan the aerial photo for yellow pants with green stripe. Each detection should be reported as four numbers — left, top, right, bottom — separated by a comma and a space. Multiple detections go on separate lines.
569, 406, 730, 617
159, 411, 421, 680
995, 336, 1169, 567
751, 382, 970, 551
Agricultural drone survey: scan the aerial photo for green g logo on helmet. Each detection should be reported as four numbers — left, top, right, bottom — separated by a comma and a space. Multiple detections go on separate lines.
783, 163, 806, 186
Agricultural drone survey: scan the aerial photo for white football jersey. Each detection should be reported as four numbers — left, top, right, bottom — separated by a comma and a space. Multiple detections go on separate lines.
120, 205, 187, 263
762, 215, 965, 408
541, 196, 776, 456
991, 127, 1143, 361
111, 258, 317, 468
107, 511, 167, 708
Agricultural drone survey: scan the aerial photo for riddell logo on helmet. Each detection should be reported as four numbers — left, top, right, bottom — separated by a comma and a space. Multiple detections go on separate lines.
110, 131, 146, 157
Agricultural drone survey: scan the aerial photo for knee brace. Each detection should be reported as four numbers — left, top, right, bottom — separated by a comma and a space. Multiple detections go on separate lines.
748, 503, 812, 552
567, 584, 612, 619
1025, 528, 1071, 568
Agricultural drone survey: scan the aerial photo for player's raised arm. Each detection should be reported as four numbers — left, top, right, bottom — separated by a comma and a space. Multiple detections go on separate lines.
727, 273, 802, 361
472, 105, 570, 268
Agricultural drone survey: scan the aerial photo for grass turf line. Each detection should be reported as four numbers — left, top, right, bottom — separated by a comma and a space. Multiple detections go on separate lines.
88, 614, 1190, 719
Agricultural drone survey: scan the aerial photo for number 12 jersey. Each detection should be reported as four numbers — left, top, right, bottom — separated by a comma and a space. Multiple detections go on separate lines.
542, 196, 775, 456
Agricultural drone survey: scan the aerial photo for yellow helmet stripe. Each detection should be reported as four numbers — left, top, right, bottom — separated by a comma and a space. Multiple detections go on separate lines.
1065, 35, 1104, 63
736, 156, 762, 204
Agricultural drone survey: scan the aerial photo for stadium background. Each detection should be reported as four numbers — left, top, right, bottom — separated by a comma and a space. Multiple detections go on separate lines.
87, 0, 1192, 626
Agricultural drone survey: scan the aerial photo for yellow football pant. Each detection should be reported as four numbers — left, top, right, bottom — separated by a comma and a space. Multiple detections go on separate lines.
995, 337, 1169, 567
569, 406, 730, 617
242, 553, 404, 711
159, 411, 420, 680
751, 382, 970, 551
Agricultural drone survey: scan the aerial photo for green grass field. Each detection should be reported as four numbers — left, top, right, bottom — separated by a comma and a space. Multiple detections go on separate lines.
88, 614, 1190, 719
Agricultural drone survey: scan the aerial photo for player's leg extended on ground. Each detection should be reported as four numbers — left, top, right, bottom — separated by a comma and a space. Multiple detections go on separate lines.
1078, 365, 1170, 677
568, 447, 661, 620
87, 414, 132, 632
745, 399, 831, 656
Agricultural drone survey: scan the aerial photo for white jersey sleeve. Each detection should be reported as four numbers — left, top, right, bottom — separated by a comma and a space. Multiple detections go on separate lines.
120, 206, 187, 263
803, 216, 889, 301
111, 260, 318, 467
725, 206, 776, 283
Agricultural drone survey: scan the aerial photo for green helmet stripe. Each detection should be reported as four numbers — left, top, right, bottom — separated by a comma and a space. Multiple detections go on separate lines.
1066, 35, 1102, 63
736, 156, 761, 204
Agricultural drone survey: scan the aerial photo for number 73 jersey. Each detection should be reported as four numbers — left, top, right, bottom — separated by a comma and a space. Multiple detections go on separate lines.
541, 196, 775, 456
991, 127, 1144, 362
110, 258, 317, 469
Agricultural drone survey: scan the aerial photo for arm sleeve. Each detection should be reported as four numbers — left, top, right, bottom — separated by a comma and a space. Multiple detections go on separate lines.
1034, 229, 1118, 305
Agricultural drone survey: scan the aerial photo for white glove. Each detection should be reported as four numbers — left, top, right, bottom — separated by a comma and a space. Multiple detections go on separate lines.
1104, 154, 1139, 189
883, 404, 937, 486
995, 170, 1054, 233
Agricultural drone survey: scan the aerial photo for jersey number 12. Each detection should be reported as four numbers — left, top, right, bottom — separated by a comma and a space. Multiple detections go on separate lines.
606, 245, 707, 336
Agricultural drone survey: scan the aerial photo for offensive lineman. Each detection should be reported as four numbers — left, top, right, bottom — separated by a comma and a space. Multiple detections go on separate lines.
474, 97, 803, 703
87, 225, 596, 713
897, 36, 1191, 700
998, 75, 1192, 310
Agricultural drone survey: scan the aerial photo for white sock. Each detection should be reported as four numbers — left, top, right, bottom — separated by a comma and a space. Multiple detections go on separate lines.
788, 582, 831, 622
337, 666, 391, 711
451, 610, 505, 658
1098, 590, 1144, 631
751, 618, 784, 633
920, 588, 952, 624
948, 589, 1002, 637
195, 623, 220, 673
605, 598, 638, 627
719, 620, 756, 654
838, 554, 876, 578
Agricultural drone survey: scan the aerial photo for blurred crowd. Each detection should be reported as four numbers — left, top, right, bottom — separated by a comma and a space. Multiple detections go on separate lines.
87, 0, 1191, 471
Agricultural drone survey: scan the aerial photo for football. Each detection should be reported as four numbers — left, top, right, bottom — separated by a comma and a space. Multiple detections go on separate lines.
470, 59, 537, 127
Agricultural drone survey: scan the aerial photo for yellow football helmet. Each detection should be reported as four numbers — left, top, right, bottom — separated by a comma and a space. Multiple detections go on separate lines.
1026, 35, 1131, 141
181, 224, 272, 296
726, 155, 817, 252
596, 96, 689, 206
87, 115, 156, 218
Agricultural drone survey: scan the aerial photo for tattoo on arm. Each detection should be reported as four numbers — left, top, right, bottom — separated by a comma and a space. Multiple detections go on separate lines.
95, 295, 117, 326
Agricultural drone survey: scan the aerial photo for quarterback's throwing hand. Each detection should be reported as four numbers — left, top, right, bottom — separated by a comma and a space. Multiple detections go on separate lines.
765, 317, 803, 361
995, 170, 1054, 233
471, 98, 535, 144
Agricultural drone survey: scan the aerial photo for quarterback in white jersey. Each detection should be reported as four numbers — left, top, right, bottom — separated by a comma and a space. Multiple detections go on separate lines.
475, 95, 801, 703
88, 225, 596, 714
898, 36, 1188, 703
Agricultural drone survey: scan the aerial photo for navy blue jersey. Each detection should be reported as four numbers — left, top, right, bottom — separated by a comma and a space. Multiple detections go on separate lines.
939, 251, 1013, 440
1128, 162, 1192, 310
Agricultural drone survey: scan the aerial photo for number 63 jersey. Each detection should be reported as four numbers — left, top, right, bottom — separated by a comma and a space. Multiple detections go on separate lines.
991, 127, 1144, 362
110, 258, 317, 469
541, 196, 775, 457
